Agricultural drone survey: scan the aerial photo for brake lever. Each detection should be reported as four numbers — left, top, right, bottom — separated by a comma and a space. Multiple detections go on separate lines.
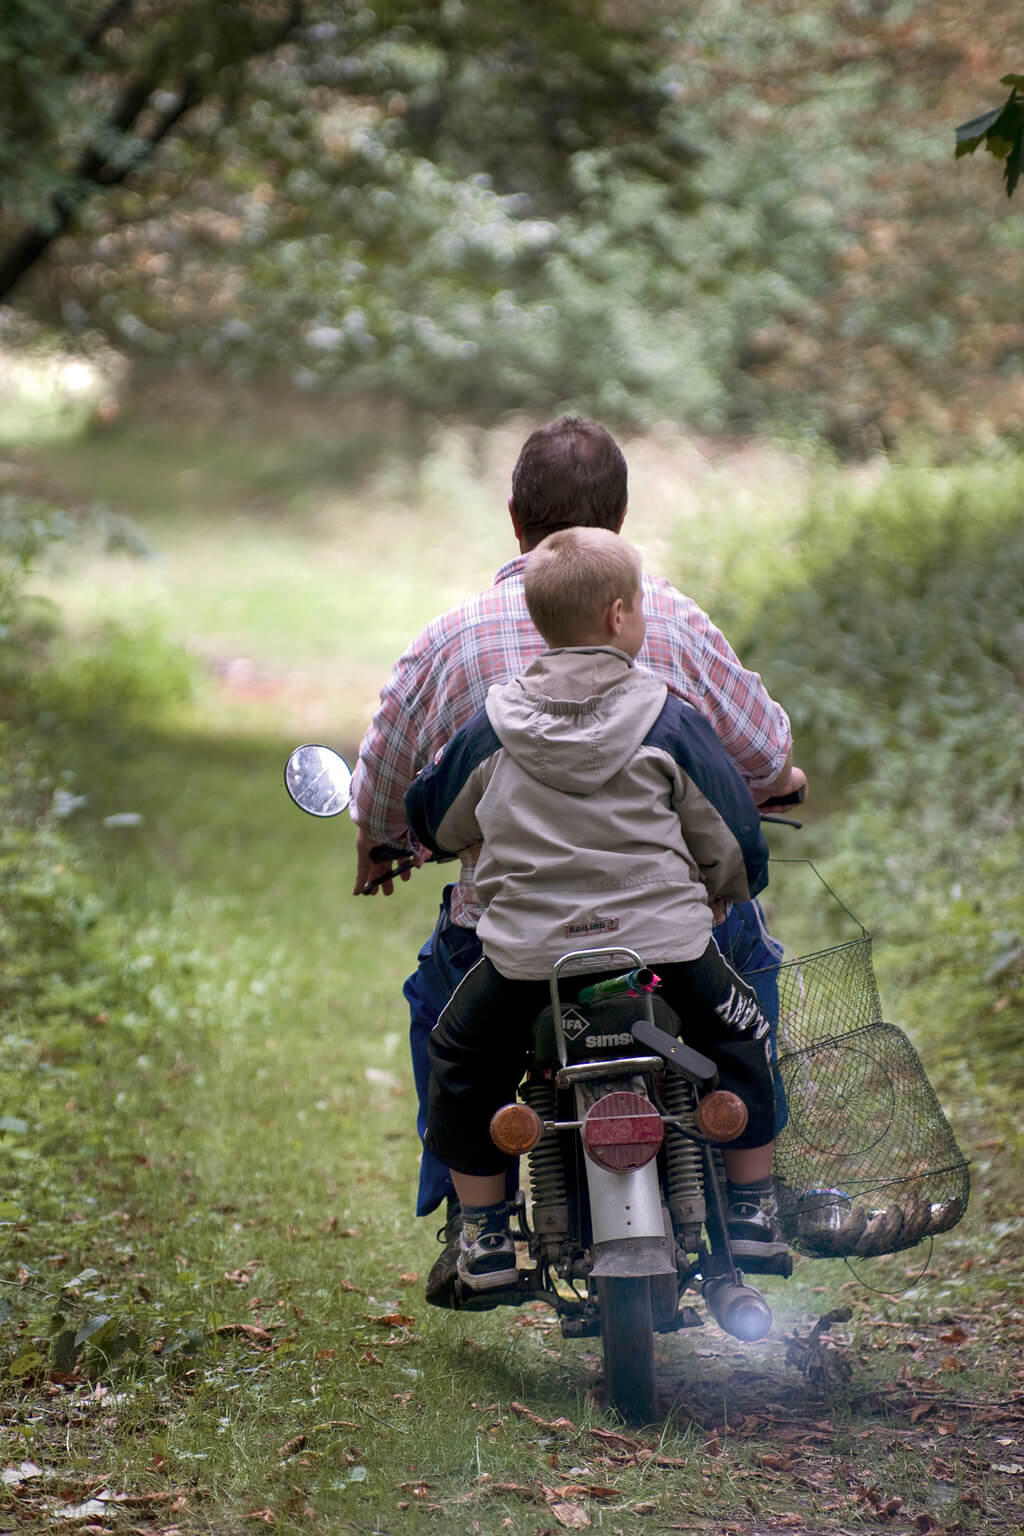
362, 857, 418, 893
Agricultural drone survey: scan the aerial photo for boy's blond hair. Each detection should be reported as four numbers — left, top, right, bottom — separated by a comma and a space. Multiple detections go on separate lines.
524, 527, 642, 648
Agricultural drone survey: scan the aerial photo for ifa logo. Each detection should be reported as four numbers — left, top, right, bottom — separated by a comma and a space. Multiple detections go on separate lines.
560, 1006, 592, 1043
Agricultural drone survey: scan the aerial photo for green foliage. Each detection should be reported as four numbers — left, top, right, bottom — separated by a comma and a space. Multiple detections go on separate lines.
1, 482, 204, 1400
706, 456, 1024, 1088
4, 3, 1020, 448
732, 459, 1024, 795
956, 77, 1024, 196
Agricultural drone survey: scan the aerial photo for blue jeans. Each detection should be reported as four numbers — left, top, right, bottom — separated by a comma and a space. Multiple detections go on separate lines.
405, 889, 788, 1217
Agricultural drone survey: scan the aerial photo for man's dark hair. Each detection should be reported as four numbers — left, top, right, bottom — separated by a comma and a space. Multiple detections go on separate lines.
511, 417, 628, 545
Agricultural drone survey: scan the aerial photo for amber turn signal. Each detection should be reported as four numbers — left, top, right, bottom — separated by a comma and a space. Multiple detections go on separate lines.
694, 1089, 749, 1142
489, 1101, 544, 1155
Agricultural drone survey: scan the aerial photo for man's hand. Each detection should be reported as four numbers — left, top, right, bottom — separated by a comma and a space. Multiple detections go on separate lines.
353, 826, 421, 897
754, 756, 808, 810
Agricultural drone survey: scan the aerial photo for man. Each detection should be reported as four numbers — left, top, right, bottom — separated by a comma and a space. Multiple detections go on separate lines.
349, 417, 805, 1302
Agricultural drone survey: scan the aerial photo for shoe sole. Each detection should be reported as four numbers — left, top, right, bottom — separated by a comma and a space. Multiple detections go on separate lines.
728, 1239, 790, 1260
456, 1262, 519, 1292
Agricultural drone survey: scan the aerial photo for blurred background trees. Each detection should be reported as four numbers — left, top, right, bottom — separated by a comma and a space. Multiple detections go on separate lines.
2, 0, 1021, 451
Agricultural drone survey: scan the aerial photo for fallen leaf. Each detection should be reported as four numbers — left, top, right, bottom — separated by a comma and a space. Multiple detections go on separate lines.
757, 1453, 795, 1471
549, 1502, 590, 1528
553, 1484, 620, 1500
510, 1401, 576, 1432
366, 1313, 416, 1327
2, 1461, 44, 1486
636, 1448, 690, 1468
588, 1427, 641, 1453
51, 1497, 112, 1522
215, 1323, 274, 1346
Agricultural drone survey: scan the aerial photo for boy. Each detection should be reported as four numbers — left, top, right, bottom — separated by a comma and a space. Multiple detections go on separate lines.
405, 527, 786, 1291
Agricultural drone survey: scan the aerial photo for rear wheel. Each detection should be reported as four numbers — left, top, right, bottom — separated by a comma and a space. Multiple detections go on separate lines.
597, 1276, 657, 1423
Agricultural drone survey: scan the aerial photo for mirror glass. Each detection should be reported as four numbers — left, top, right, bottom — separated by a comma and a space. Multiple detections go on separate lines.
284, 744, 353, 817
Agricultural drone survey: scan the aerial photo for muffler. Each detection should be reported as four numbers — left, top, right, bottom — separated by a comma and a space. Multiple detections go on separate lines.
703, 1278, 772, 1342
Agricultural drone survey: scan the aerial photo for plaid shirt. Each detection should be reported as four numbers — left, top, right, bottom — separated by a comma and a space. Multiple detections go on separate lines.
351, 556, 791, 927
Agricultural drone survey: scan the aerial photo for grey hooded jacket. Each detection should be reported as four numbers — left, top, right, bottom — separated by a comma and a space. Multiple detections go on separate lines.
405, 647, 769, 980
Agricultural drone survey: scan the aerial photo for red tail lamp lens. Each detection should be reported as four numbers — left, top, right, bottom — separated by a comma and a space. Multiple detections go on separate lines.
490, 1102, 544, 1155
694, 1089, 749, 1142
582, 1091, 663, 1171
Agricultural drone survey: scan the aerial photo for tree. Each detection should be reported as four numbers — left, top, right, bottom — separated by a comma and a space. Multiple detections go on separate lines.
0, 0, 678, 304
0, 1, 308, 299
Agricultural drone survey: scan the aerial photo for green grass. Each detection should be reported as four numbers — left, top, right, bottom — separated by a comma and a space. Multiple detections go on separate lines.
3, 400, 1023, 1533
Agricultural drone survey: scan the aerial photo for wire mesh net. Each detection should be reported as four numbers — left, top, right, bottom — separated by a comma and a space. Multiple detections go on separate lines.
759, 916, 969, 1259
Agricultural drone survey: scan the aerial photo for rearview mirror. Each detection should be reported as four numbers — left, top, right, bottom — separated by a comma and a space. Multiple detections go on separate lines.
284, 744, 352, 817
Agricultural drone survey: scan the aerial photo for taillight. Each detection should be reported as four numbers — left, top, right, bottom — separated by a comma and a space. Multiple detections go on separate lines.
490, 1101, 544, 1155
582, 1091, 664, 1171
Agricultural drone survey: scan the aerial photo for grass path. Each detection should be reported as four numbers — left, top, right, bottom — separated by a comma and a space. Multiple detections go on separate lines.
6, 720, 1022, 1535
4, 409, 1023, 1533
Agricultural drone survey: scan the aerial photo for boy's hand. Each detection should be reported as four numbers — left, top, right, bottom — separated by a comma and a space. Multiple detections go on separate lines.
353, 827, 421, 896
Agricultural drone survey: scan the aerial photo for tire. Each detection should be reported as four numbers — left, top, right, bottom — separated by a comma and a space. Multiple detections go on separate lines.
597, 1276, 658, 1424
650, 1271, 680, 1332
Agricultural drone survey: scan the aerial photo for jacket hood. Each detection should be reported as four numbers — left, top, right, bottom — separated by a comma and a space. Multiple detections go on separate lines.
484, 647, 668, 795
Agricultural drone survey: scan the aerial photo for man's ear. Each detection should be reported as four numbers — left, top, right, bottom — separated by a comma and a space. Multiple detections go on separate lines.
509, 497, 529, 551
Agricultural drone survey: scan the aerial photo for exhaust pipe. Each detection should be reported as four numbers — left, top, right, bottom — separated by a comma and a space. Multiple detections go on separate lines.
704, 1279, 772, 1342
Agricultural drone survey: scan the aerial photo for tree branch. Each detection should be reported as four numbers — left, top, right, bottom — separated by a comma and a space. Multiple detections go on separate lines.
0, 1, 306, 303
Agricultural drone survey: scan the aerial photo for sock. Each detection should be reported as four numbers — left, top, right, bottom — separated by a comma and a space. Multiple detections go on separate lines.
461, 1200, 509, 1244
727, 1177, 775, 1206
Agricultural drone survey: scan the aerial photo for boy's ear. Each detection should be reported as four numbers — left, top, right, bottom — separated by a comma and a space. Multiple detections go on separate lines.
605, 596, 626, 637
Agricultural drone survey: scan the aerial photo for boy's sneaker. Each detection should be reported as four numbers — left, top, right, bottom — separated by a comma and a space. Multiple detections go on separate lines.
726, 1188, 790, 1268
425, 1196, 463, 1309
456, 1225, 518, 1291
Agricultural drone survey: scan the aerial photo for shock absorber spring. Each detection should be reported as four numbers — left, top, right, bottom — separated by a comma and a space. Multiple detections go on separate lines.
521, 1078, 569, 1259
661, 1072, 706, 1230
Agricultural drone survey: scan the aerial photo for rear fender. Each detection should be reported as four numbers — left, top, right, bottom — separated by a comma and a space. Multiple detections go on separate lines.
576, 1084, 675, 1278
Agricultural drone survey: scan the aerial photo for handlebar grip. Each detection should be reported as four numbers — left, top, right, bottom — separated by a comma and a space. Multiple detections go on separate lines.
758, 784, 806, 810
369, 841, 413, 862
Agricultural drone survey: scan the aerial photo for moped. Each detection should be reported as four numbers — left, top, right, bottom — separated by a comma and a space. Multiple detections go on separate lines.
285, 742, 800, 1422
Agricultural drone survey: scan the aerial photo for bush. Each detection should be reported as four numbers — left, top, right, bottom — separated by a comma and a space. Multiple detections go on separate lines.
692, 455, 1024, 1088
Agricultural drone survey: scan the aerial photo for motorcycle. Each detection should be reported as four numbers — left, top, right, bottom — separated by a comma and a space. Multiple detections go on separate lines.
285, 742, 801, 1424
